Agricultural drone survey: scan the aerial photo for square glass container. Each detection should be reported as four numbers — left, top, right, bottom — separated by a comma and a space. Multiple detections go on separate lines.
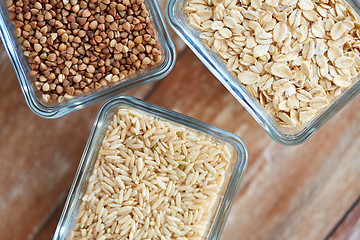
52, 95, 248, 240
166, 0, 360, 145
0, 0, 176, 118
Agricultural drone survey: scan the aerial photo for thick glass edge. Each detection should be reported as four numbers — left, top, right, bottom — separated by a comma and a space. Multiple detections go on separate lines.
166, 0, 360, 145
53, 95, 248, 240
0, 2, 36, 114
0, 0, 176, 119
52, 102, 105, 240
207, 142, 248, 239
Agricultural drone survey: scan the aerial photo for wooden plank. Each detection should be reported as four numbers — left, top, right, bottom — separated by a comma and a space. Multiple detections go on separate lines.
2, 45, 359, 240
35, 201, 65, 240
3, 0, 184, 237
0, 42, 155, 240
1, 9, 359, 239
157, 0, 187, 55
146, 49, 360, 240
328, 198, 360, 240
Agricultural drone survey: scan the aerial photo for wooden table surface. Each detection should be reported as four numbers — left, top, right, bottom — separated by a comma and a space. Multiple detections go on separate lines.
1, 2, 360, 239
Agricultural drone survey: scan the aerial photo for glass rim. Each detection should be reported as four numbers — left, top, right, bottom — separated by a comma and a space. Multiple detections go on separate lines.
0, 0, 176, 119
52, 95, 248, 240
166, 0, 360, 145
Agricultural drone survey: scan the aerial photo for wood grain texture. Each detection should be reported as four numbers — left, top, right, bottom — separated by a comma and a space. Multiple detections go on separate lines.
0, 1, 184, 238
35, 202, 64, 240
156, 0, 187, 55
146, 50, 360, 240
329, 199, 360, 240
0, 42, 155, 240
0, 11, 360, 239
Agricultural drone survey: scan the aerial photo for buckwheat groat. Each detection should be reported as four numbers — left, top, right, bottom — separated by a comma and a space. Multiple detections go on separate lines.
6, 0, 162, 103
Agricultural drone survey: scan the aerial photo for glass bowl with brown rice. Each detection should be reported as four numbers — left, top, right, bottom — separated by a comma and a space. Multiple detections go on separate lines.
166, 0, 360, 145
0, 0, 175, 118
52, 96, 248, 240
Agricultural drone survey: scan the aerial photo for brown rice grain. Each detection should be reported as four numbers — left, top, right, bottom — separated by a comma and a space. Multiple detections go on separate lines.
70, 108, 231, 239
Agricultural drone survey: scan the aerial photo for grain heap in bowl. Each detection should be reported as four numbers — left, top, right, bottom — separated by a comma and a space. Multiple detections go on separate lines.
185, 0, 360, 127
5, 0, 162, 103
70, 108, 231, 240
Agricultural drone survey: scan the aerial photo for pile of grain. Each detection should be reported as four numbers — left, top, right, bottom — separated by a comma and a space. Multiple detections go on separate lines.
6, 0, 162, 103
185, 0, 360, 127
70, 108, 231, 240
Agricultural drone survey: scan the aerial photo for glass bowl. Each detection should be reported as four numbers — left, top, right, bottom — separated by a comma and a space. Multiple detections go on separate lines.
52, 95, 248, 240
166, 0, 360, 145
0, 0, 176, 118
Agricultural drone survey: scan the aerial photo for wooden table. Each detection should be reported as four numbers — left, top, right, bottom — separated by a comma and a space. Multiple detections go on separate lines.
1, 4, 360, 239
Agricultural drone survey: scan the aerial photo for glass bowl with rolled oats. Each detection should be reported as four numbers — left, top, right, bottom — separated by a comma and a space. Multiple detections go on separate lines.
52, 96, 248, 240
0, 0, 175, 118
167, 0, 360, 144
